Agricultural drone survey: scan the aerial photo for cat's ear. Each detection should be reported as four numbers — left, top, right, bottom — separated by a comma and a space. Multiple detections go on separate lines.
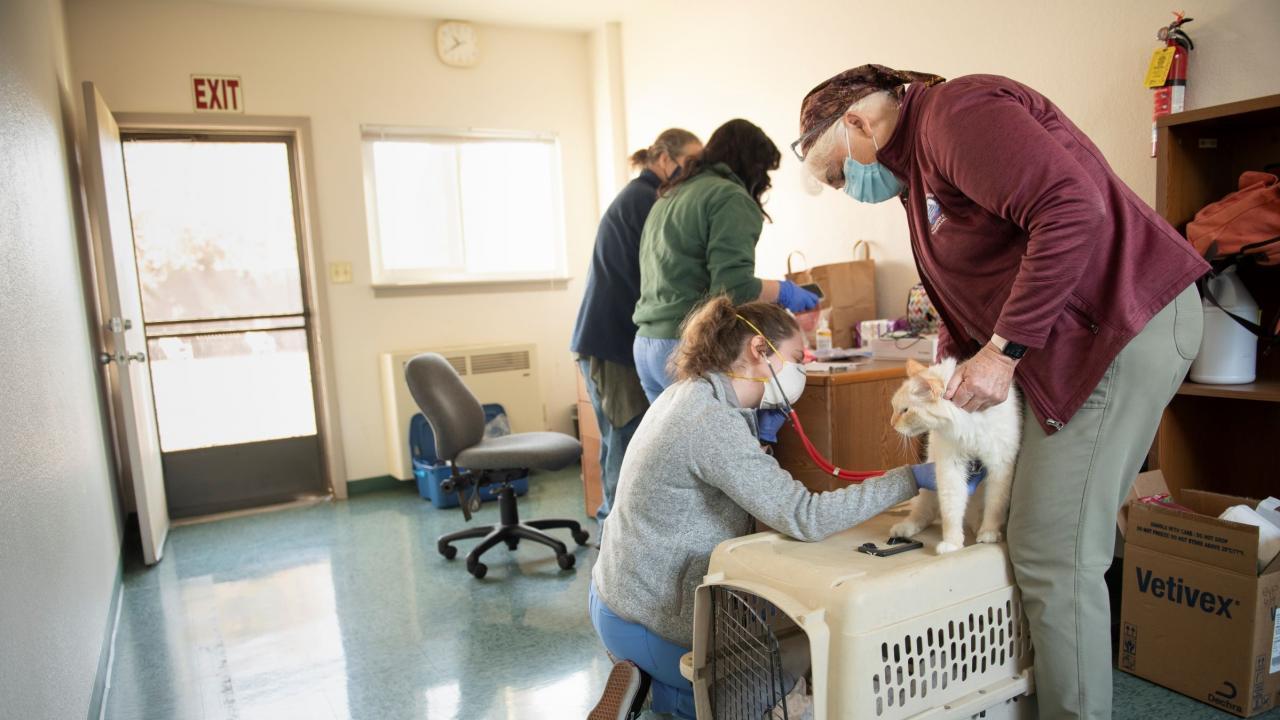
923, 374, 946, 398
908, 375, 935, 400
906, 359, 928, 377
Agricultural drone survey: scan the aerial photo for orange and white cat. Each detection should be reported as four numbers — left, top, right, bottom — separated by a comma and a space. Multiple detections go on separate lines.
889, 358, 1022, 554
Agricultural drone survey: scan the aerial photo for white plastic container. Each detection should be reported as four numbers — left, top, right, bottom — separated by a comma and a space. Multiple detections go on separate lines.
816, 314, 833, 353
1256, 497, 1280, 531
1190, 267, 1259, 384
1217, 505, 1280, 573
684, 507, 1035, 719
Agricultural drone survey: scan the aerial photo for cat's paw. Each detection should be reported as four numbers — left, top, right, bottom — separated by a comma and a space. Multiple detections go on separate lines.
890, 520, 922, 539
935, 541, 963, 555
976, 528, 1003, 544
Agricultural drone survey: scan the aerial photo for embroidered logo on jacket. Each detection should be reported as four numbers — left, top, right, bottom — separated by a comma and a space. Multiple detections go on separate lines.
926, 194, 947, 234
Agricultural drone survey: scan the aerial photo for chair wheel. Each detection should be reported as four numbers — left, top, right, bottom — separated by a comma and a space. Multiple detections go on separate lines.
557, 553, 576, 570
468, 561, 488, 579
438, 543, 457, 560
572, 530, 590, 546
505, 538, 520, 551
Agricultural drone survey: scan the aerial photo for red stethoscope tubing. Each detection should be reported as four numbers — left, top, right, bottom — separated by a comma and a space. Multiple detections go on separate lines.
784, 409, 883, 483
756, 343, 882, 483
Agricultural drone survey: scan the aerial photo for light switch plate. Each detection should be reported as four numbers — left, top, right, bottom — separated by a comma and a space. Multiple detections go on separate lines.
329, 261, 353, 284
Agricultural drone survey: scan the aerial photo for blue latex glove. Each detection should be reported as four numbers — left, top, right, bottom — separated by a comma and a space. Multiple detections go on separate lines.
757, 409, 789, 444
776, 280, 820, 313
911, 462, 987, 494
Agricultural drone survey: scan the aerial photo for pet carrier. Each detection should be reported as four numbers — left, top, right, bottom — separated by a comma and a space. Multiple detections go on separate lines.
683, 506, 1036, 719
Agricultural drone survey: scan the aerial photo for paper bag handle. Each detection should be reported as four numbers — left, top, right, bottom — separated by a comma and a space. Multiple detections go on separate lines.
786, 251, 809, 274
852, 240, 872, 260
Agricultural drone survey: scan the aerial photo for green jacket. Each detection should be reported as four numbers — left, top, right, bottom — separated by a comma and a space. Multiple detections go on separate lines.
632, 163, 765, 338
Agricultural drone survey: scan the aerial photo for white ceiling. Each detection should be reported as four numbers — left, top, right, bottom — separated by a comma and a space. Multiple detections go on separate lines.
195, 0, 629, 29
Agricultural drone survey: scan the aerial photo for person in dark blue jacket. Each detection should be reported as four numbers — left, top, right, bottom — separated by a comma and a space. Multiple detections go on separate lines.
571, 128, 702, 522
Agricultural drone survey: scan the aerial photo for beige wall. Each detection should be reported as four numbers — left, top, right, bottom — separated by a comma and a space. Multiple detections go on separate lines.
619, 0, 1280, 318
66, 0, 600, 481
63, 0, 1280, 484
0, 0, 124, 715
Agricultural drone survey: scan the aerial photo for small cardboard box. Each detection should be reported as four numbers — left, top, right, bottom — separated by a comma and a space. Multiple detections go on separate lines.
1119, 471, 1280, 717
869, 333, 938, 362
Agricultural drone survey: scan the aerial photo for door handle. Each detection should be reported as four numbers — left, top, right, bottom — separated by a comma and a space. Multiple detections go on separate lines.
99, 352, 147, 365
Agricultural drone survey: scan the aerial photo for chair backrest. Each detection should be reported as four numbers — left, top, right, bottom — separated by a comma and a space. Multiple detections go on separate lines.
404, 353, 486, 463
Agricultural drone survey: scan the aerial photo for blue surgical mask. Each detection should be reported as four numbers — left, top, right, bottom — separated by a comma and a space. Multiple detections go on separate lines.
841, 123, 902, 203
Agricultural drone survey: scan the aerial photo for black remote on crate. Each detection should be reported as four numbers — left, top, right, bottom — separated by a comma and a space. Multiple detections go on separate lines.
857, 537, 924, 557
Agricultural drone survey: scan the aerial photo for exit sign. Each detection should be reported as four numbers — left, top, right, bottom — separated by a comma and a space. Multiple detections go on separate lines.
191, 75, 243, 113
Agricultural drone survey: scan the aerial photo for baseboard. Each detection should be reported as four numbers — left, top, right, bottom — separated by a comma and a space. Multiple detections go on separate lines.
171, 494, 330, 527
88, 558, 124, 720
345, 474, 409, 496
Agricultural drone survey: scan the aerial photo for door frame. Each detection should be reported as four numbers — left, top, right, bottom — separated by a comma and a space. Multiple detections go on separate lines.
114, 113, 348, 499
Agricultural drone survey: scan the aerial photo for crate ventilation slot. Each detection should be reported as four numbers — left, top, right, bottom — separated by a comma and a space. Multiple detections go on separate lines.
871, 599, 1032, 716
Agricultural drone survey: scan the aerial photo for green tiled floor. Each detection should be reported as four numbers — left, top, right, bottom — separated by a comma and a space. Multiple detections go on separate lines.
104, 467, 1277, 719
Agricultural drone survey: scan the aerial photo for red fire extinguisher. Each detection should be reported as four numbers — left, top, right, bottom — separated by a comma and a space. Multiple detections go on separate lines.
1150, 12, 1194, 157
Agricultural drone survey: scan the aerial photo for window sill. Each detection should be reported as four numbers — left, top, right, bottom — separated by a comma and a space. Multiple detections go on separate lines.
370, 275, 572, 296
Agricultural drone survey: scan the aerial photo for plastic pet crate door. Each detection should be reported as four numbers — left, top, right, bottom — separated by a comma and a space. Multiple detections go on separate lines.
704, 585, 826, 720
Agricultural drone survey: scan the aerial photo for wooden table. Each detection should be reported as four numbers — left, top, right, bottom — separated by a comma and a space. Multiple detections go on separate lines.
774, 360, 923, 493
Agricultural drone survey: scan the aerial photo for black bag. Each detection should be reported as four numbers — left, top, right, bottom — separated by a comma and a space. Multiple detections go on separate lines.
1197, 236, 1280, 350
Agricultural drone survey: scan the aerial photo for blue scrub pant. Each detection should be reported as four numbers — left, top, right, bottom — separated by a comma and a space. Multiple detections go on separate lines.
577, 359, 643, 521
589, 582, 695, 719
632, 336, 680, 403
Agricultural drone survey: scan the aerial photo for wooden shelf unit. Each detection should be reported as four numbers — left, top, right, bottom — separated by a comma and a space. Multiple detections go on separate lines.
1175, 378, 1280, 403
1151, 94, 1280, 499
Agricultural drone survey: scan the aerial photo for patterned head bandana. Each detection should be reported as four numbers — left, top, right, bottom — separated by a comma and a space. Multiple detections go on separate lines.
797, 64, 945, 156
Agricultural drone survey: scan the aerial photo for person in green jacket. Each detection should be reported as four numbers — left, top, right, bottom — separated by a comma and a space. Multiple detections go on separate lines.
631, 119, 820, 412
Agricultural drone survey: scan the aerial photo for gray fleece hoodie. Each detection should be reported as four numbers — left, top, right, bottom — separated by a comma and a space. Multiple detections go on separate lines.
591, 372, 916, 647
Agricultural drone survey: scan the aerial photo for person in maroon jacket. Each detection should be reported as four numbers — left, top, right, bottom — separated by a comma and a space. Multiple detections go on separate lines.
794, 65, 1209, 719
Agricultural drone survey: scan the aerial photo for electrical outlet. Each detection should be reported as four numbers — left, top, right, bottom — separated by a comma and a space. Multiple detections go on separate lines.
329, 261, 353, 284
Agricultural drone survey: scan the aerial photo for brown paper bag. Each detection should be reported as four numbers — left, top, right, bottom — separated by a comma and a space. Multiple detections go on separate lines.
786, 241, 877, 349
784, 251, 820, 346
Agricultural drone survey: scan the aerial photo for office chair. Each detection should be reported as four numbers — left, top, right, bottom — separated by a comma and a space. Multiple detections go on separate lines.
404, 353, 588, 579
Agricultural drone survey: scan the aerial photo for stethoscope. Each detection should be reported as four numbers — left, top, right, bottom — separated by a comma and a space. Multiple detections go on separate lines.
761, 351, 882, 484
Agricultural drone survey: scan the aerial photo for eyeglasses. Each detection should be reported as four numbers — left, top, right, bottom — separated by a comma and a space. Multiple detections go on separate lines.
789, 118, 838, 162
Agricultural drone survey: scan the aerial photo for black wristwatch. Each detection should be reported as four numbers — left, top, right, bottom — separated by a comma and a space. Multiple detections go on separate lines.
1000, 341, 1028, 360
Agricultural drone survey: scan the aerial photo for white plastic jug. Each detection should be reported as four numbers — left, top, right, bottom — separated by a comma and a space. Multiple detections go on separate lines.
1189, 266, 1259, 384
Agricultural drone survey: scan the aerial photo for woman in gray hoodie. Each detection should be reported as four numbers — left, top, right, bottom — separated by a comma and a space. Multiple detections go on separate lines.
588, 296, 945, 720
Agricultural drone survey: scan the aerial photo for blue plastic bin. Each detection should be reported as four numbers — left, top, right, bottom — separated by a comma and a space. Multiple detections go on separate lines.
413, 459, 529, 509
409, 404, 528, 509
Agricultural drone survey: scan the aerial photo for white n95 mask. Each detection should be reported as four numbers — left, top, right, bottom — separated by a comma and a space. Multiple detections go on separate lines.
761, 359, 807, 409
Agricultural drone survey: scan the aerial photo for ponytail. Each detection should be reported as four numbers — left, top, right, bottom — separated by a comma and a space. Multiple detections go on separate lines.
630, 127, 700, 172
673, 296, 799, 381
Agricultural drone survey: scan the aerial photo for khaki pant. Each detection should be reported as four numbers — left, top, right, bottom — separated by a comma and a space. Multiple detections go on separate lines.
1007, 284, 1202, 719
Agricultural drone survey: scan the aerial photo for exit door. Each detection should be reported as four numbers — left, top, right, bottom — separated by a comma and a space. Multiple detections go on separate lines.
119, 134, 328, 517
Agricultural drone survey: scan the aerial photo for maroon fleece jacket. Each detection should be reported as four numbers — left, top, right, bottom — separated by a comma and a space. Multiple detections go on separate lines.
876, 75, 1208, 433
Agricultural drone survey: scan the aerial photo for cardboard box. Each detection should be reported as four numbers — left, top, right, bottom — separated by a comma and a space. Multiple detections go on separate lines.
870, 333, 938, 362
1119, 471, 1280, 717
